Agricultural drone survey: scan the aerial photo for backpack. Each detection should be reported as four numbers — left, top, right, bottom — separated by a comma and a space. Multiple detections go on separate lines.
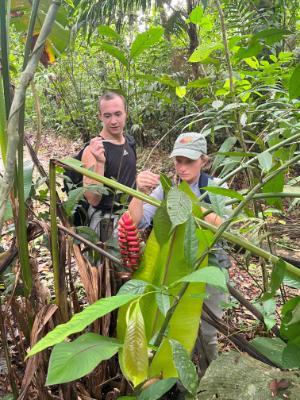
63, 134, 136, 226
198, 172, 212, 204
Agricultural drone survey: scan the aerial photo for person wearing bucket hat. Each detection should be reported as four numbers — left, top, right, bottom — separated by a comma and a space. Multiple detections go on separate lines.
127, 132, 231, 366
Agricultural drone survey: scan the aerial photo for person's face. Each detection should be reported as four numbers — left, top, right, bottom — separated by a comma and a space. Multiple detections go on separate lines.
174, 156, 204, 184
99, 97, 127, 137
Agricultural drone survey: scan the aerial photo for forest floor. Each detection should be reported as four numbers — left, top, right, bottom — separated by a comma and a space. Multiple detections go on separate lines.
1, 130, 299, 398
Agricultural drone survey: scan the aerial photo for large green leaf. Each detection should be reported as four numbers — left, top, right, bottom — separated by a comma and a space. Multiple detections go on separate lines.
101, 43, 129, 67
237, 42, 263, 60
184, 216, 199, 269
280, 297, 300, 341
250, 337, 286, 368
98, 25, 121, 42
282, 340, 300, 369
46, 333, 121, 385
122, 302, 149, 387
11, 0, 69, 55
201, 186, 244, 201
130, 26, 164, 60
189, 5, 204, 24
270, 259, 286, 295
28, 294, 140, 357
170, 339, 198, 396
189, 42, 223, 63
286, 302, 300, 326
153, 204, 172, 244
167, 187, 192, 228
262, 171, 284, 209
118, 280, 150, 296
175, 266, 227, 292
257, 151, 273, 173
283, 271, 300, 289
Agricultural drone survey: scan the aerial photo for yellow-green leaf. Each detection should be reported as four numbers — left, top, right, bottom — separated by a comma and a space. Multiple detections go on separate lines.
122, 303, 149, 387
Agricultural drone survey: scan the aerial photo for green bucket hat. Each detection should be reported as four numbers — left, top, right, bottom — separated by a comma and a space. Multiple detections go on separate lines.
170, 132, 207, 160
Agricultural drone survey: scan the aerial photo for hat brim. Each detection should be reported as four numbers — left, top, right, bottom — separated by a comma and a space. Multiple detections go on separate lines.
169, 148, 202, 160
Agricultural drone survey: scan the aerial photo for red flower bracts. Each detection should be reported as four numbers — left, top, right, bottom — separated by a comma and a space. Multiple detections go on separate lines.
118, 212, 141, 270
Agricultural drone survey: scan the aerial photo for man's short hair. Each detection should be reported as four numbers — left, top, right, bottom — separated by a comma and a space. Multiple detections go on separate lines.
98, 91, 127, 111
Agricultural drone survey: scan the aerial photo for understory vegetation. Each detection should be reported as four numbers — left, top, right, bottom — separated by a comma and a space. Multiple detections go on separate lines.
0, 1, 300, 399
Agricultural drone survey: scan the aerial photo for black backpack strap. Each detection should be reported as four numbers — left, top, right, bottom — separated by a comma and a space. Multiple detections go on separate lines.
125, 133, 137, 158
198, 172, 213, 204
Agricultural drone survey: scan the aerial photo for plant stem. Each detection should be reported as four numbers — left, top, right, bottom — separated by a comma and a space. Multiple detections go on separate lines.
0, 0, 62, 235
0, 74, 7, 162
49, 161, 68, 321
15, 0, 41, 296
0, 0, 12, 117
57, 224, 122, 265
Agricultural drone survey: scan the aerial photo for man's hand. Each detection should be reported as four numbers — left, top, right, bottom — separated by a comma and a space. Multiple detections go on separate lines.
137, 170, 160, 193
88, 137, 106, 163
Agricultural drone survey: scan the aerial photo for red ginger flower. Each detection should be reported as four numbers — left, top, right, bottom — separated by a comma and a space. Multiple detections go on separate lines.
118, 212, 141, 270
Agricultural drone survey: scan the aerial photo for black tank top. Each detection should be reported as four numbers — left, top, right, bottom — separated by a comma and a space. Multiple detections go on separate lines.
96, 138, 136, 212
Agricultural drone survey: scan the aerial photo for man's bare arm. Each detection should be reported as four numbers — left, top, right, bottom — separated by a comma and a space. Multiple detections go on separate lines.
82, 138, 106, 207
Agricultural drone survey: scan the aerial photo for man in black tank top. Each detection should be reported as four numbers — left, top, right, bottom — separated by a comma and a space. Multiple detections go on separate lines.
81, 92, 136, 241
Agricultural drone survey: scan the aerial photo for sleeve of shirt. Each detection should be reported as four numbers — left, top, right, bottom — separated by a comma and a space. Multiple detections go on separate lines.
138, 184, 164, 229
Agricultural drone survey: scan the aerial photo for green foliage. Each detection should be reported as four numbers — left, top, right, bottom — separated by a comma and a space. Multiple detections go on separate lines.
170, 339, 199, 396
122, 302, 149, 387
63, 184, 108, 217
130, 27, 164, 59
251, 337, 286, 368
184, 216, 199, 269
289, 64, 300, 100
269, 259, 286, 295
252, 295, 300, 369
175, 266, 227, 292
27, 293, 140, 357
46, 333, 121, 385
166, 188, 193, 228
138, 378, 177, 400
117, 188, 213, 381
